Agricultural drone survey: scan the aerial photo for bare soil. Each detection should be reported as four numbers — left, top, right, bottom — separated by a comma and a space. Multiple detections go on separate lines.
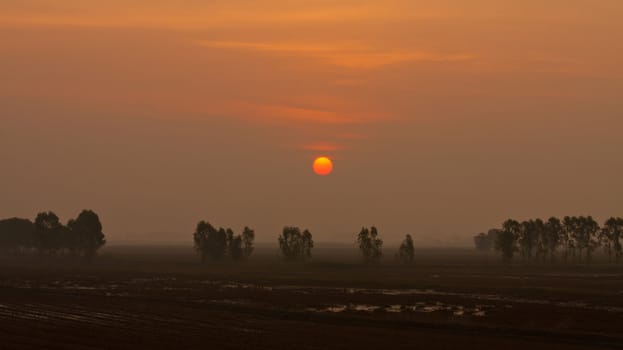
1, 246, 622, 349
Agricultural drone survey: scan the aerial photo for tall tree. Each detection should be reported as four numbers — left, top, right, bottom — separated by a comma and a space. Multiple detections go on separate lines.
193, 221, 215, 263
241, 226, 255, 259
562, 216, 578, 262
543, 217, 563, 262
278, 226, 313, 261
194, 222, 255, 262
357, 226, 383, 263
495, 219, 519, 262
577, 216, 600, 263
533, 219, 547, 262
34, 211, 64, 255
600, 217, 623, 263
518, 220, 541, 261
302, 229, 314, 260
397, 234, 415, 264
226, 228, 235, 246
208, 227, 228, 261
228, 233, 244, 261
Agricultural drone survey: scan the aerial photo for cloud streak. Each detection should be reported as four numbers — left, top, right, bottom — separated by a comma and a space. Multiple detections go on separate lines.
300, 142, 345, 152
231, 102, 374, 125
197, 40, 476, 69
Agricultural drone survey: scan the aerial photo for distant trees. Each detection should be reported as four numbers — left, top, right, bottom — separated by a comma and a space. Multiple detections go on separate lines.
474, 229, 499, 251
357, 226, 383, 263
495, 219, 519, 262
0, 210, 105, 258
600, 218, 623, 262
242, 226, 255, 258
543, 217, 563, 262
67, 210, 106, 258
0, 218, 35, 254
193, 221, 212, 262
34, 211, 64, 255
193, 221, 255, 262
278, 226, 313, 261
397, 234, 414, 264
227, 228, 243, 261
476, 216, 622, 264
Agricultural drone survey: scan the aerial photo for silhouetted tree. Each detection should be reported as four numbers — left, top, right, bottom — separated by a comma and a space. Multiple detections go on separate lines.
533, 219, 548, 262
600, 217, 623, 263
193, 221, 215, 263
474, 232, 487, 251
67, 210, 106, 259
1, 210, 105, 259
242, 226, 255, 259
34, 211, 64, 255
543, 217, 563, 262
278, 226, 313, 261
0, 218, 35, 254
564, 216, 599, 263
480, 215, 620, 265
562, 216, 579, 262
228, 234, 244, 261
302, 229, 314, 259
194, 222, 256, 262
518, 219, 542, 261
226, 228, 235, 245
208, 227, 228, 260
495, 219, 519, 262
579, 216, 600, 264
474, 229, 498, 251
397, 234, 415, 264
357, 226, 383, 263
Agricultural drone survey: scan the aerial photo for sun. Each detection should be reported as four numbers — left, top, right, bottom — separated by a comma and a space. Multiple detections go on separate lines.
313, 156, 333, 176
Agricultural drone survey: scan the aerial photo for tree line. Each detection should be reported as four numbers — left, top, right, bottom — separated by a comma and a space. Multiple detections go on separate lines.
193, 221, 255, 262
193, 222, 415, 264
0, 210, 106, 258
474, 216, 623, 263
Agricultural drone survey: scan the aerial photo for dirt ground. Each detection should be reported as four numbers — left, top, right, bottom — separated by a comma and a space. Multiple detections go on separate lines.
1, 245, 622, 349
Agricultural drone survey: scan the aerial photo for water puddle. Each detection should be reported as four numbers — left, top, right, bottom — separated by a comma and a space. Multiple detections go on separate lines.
2, 278, 621, 315
307, 302, 492, 316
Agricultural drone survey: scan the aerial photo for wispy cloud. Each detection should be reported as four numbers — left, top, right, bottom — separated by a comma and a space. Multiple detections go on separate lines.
300, 142, 345, 152
196, 40, 367, 54
196, 40, 477, 69
236, 103, 366, 125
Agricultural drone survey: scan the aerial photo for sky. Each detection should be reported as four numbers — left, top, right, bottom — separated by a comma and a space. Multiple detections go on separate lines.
1, 0, 622, 245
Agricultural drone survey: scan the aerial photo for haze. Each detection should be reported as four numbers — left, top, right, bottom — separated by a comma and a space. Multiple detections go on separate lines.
1, 0, 622, 245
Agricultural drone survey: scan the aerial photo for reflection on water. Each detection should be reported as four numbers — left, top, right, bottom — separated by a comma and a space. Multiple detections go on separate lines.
307, 302, 492, 316
2, 278, 622, 314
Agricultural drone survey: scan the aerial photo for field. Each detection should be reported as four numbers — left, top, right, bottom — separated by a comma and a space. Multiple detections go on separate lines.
1, 244, 622, 349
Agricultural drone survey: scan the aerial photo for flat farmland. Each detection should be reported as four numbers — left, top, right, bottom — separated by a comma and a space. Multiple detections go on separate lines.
1, 245, 622, 349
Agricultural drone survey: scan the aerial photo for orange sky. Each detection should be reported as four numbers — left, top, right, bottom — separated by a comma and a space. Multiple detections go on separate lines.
1, 1, 622, 245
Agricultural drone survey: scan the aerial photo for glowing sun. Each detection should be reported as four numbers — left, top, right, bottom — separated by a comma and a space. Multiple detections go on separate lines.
313, 156, 333, 176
